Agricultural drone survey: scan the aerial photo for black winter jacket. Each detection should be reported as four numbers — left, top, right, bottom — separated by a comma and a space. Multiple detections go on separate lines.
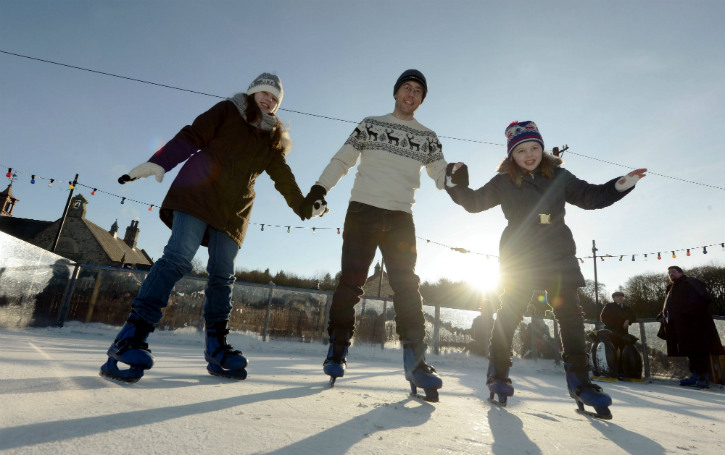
446, 158, 632, 288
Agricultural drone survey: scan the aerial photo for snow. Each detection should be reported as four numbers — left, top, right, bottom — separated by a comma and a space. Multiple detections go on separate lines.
1, 323, 723, 455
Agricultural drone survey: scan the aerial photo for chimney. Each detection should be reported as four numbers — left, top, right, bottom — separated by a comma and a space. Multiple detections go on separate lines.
123, 220, 140, 248
109, 219, 119, 237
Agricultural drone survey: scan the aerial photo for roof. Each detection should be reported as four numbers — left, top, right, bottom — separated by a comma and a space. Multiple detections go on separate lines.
0, 217, 53, 241
83, 218, 153, 265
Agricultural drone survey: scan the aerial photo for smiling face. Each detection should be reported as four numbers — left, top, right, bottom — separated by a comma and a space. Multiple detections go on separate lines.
393, 81, 424, 120
253, 91, 279, 114
511, 141, 543, 172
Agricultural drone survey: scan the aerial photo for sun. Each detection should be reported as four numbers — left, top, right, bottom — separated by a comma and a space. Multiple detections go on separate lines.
434, 251, 500, 293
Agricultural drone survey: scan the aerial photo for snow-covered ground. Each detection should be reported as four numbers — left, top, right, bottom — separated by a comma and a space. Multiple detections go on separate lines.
1, 323, 723, 455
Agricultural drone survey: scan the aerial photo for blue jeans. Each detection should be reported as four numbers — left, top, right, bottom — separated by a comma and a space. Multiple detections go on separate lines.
328, 202, 426, 342
131, 211, 239, 325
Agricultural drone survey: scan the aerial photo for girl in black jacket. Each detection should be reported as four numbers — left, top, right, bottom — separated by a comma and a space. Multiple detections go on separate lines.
446, 121, 646, 418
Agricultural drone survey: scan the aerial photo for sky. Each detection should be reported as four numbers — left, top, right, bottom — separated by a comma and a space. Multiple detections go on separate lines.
1, 0, 724, 296
1, 323, 723, 454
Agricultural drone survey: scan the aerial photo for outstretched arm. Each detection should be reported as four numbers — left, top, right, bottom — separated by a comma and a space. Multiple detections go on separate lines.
615, 168, 647, 192
445, 162, 500, 213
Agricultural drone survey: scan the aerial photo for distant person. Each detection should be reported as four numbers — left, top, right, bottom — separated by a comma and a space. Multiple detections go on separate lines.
470, 312, 489, 356
657, 266, 724, 389
600, 291, 637, 352
445, 120, 646, 418
300, 69, 447, 401
600, 291, 638, 378
100, 73, 325, 383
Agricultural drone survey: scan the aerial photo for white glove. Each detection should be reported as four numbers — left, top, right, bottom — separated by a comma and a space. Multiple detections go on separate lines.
310, 200, 330, 218
119, 162, 165, 184
615, 168, 647, 192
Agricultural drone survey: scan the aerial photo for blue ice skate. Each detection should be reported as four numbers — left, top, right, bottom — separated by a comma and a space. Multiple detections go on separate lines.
100, 313, 155, 383
205, 321, 247, 380
323, 329, 350, 386
565, 359, 613, 419
487, 361, 514, 406
403, 340, 442, 402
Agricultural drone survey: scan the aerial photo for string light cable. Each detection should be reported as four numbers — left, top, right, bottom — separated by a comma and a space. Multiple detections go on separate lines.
4, 49, 721, 189
2, 51, 724, 257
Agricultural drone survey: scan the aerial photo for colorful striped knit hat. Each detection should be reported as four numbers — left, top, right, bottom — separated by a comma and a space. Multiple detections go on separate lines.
505, 121, 544, 156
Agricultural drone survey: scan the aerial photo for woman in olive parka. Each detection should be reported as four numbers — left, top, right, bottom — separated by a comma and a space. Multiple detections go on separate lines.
100, 73, 324, 383
445, 121, 646, 418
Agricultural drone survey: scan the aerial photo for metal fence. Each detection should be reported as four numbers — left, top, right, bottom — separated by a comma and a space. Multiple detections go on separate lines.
1, 230, 723, 384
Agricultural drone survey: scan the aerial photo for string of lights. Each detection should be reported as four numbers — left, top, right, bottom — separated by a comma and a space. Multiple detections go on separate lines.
3, 162, 723, 262
3, 48, 722, 190
3, 50, 724, 262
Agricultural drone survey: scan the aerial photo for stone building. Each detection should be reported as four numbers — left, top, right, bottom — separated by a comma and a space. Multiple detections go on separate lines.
363, 262, 393, 298
0, 183, 153, 269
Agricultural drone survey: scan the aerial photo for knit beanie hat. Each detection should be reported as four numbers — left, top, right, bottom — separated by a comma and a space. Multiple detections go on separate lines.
394, 69, 427, 100
505, 121, 544, 156
247, 73, 283, 112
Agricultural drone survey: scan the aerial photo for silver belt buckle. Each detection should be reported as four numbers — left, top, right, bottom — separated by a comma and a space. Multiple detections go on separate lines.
538, 214, 551, 224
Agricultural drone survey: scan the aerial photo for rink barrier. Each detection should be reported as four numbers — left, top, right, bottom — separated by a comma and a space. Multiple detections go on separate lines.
1, 230, 723, 384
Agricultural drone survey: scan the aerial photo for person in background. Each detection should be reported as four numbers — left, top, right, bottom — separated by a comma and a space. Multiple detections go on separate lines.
658, 265, 724, 389
100, 73, 324, 383
601, 291, 637, 351
445, 120, 646, 418
300, 69, 447, 401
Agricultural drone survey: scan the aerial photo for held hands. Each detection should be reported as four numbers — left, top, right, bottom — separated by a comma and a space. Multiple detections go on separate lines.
118, 162, 165, 184
445, 162, 469, 188
298, 184, 329, 220
615, 168, 647, 192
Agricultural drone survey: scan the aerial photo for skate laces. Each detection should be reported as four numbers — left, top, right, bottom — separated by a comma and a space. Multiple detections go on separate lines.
114, 337, 150, 354
208, 328, 243, 358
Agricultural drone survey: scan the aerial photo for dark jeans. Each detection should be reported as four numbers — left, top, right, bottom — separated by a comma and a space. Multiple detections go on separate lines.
489, 284, 586, 366
688, 353, 710, 377
328, 202, 425, 342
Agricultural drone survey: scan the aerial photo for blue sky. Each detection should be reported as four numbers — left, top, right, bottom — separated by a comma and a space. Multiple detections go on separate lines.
1, 0, 723, 295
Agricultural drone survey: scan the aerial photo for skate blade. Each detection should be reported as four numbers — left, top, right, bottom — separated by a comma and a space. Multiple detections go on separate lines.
488, 392, 507, 407
99, 359, 145, 383
99, 369, 142, 384
410, 390, 439, 402
575, 408, 612, 420
207, 364, 247, 380
409, 382, 439, 402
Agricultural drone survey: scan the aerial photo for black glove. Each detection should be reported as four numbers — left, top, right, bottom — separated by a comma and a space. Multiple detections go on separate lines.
298, 185, 328, 220
445, 162, 469, 187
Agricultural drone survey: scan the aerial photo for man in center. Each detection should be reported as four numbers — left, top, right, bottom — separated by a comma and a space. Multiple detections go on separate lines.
299, 69, 449, 401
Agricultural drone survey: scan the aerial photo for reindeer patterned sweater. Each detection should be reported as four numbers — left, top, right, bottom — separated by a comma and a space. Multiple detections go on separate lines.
315, 113, 447, 213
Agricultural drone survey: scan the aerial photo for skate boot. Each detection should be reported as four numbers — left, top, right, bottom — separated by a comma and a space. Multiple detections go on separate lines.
680, 371, 699, 387
565, 355, 612, 419
403, 340, 442, 402
695, 374, 710, 389
204, 320, 248, 380
100, 313, 155, 383
323, 328, 350, 386
486, 360, 514, 406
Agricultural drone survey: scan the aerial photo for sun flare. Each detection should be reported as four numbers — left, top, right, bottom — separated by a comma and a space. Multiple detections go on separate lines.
435, 252, 500, 293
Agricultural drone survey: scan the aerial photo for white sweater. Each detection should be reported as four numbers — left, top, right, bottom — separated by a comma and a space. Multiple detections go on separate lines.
316, 113, 447, 213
